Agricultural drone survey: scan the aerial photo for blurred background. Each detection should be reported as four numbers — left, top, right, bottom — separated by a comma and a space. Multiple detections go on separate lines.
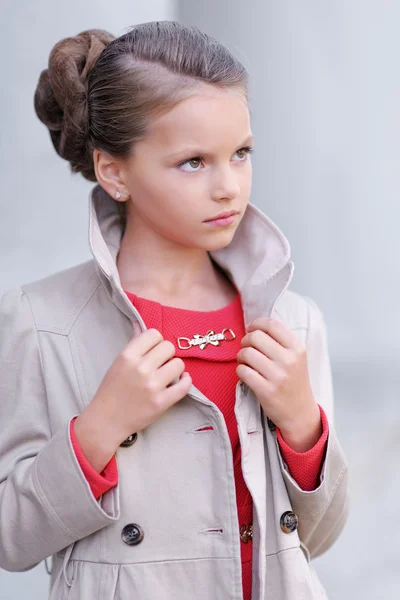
1, 1, 399, 598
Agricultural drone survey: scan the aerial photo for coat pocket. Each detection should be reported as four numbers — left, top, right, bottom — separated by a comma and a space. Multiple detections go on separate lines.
264, 547, 328, 600
49, 557, 120, 600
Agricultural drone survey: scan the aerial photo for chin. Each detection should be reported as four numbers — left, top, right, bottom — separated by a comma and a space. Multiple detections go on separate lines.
204, 230, 237, 252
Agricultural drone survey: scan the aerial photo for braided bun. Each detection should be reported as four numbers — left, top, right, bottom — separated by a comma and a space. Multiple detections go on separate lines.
34, 29, 115, 181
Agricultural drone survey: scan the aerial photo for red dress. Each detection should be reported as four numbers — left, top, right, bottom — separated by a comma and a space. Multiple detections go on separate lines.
70, 289, 328, 600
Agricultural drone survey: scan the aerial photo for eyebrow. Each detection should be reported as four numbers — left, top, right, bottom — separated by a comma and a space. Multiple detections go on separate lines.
168, 134, 255, 160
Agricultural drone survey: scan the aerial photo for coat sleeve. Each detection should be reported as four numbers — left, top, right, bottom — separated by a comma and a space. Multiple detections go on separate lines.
276, 295, 349, 558
0, 287, 120, 572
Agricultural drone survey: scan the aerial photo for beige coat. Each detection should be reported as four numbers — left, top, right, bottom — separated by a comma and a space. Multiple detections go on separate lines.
0, 184, 349, 599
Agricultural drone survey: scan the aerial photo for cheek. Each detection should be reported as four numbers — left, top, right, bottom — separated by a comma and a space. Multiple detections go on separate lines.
151, 176, 204, 221
141, 188, 191, 235
127, 165, 207, 233
240, 163, 252, 195
153, 168, 194, 198
128, 175, 179, 219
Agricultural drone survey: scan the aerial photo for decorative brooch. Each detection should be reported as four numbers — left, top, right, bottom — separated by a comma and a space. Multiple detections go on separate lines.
177, 328, 236, 350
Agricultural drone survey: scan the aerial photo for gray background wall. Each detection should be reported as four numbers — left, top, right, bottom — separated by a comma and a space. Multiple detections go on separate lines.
1, 1, 399, 598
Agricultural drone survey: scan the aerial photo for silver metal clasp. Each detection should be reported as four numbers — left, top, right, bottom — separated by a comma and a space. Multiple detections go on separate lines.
177, 328, 236, 350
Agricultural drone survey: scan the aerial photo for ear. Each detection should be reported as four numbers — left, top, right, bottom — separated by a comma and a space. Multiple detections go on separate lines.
93, 148, 129, 202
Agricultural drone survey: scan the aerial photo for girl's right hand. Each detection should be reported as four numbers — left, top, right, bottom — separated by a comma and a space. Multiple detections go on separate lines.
73, 321, 192, 472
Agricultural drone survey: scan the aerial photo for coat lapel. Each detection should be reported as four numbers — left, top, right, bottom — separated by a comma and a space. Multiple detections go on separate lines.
88, 184, 294, 328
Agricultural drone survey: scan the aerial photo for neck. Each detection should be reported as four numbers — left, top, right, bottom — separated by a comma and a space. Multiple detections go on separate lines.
116, 212, 235, 308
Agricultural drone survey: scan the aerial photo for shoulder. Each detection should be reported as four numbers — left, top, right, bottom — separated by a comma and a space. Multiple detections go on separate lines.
272, 288, 310, 328
1, 260, 100, 336
272, 288, 327, 341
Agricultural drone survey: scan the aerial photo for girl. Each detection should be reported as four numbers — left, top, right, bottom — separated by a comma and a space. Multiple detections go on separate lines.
0, 22, 348, 600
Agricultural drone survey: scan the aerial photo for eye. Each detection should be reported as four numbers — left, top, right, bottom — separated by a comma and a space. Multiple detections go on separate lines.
177, 146, 254, 173
178, 157, 202, 173
233, 146, 254, 161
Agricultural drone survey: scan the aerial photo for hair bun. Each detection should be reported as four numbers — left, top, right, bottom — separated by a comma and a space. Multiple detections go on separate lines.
34, 29, 115, 180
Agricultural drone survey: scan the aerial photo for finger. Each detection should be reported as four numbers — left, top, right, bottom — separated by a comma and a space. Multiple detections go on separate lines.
237, 346, 278, 381
139, 339, 176, 371
126, 327, 164, 358
155, 356, 186, 389
246, 317, 301, 350
160, 370, 193, 408
236, 363, 274, 400
241, 329, 287, 363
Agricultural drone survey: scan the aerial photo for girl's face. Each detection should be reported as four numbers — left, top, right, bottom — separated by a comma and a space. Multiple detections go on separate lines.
123, 85, 253, 251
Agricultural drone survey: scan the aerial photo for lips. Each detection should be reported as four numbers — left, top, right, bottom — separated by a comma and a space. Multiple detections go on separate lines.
204, 210, 239, 222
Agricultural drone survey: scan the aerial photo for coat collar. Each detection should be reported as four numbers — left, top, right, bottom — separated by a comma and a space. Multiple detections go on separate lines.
88, 184, 294, 327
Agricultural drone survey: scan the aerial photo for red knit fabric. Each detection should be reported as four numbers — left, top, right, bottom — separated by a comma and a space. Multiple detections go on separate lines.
69, 289, 329, 600
70, 417, 119, 498
276, 404, 329, 491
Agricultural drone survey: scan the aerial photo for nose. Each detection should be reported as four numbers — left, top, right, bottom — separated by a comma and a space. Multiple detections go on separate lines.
210, 165, 241, 202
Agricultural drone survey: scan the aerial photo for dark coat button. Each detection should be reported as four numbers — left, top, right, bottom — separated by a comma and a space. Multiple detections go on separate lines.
120, 432, 138, 447
121, 523, 144, 546
267, 417, 276, 431
280, 511, 299, 534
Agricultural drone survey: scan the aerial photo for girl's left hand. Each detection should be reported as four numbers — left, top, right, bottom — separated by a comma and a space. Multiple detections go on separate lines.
236, 317, 322, 452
